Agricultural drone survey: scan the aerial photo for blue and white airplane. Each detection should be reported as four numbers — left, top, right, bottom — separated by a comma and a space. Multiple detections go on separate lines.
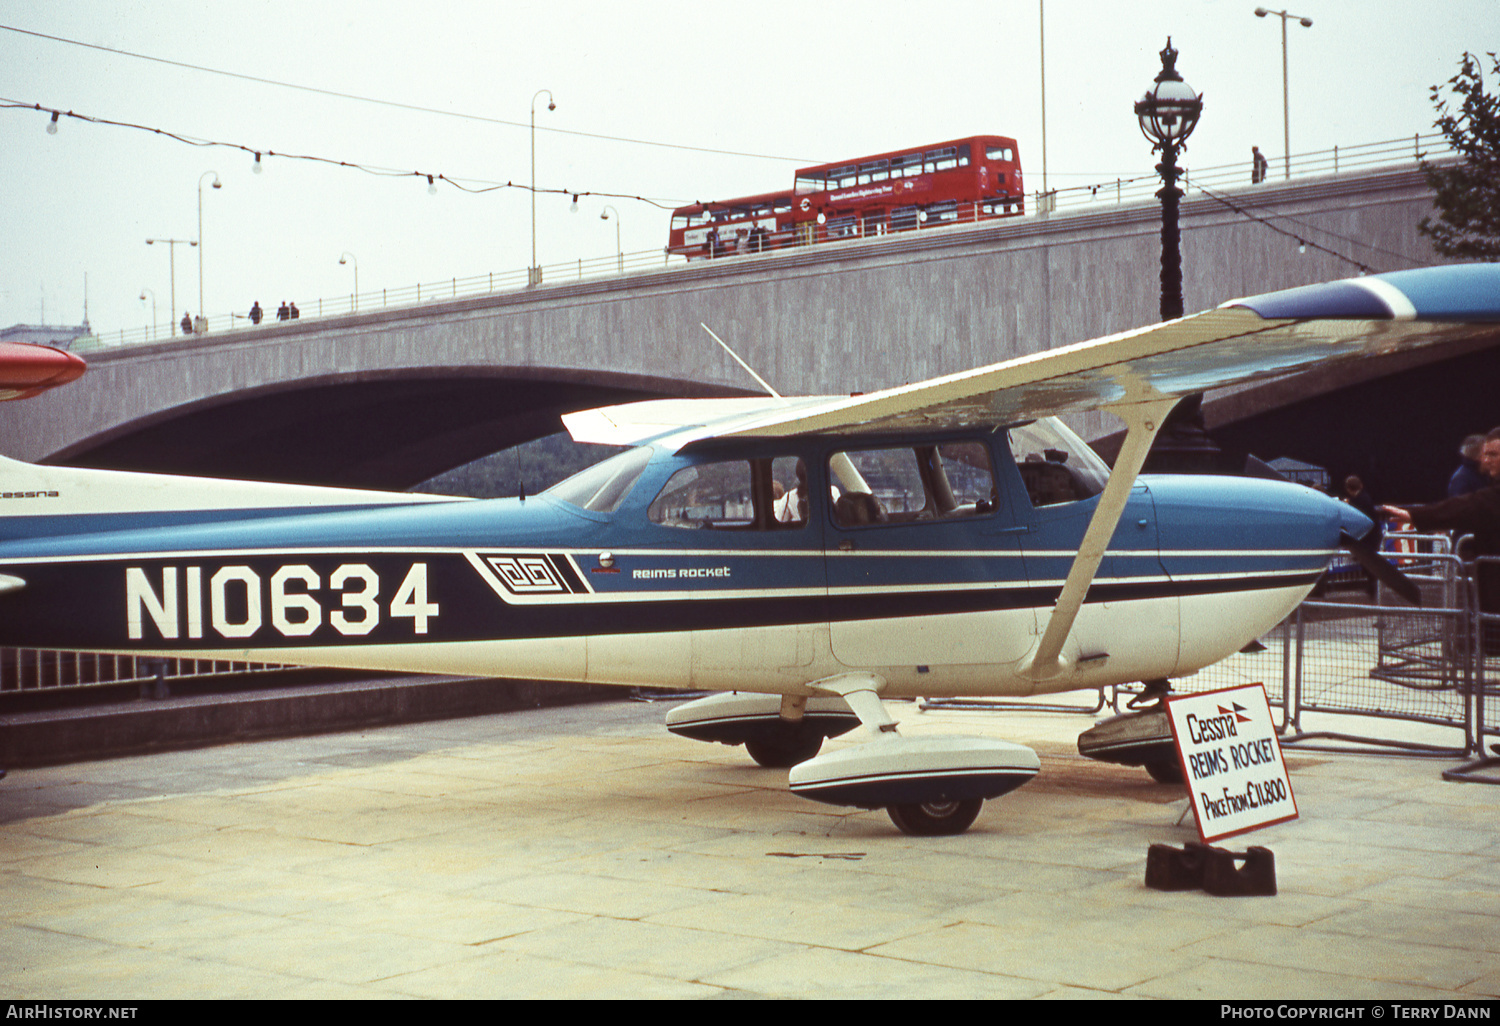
1, 265, 1496, 835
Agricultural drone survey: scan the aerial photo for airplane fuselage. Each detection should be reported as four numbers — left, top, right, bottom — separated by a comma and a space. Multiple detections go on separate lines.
0, 421, 1368, 701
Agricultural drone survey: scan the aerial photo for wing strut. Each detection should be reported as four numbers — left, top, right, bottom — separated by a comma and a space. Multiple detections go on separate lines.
1022, 398, 1177, 683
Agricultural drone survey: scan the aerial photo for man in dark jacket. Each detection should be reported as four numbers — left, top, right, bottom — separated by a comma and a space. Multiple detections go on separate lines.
1383, 429, 1500, 650
1449, 434, 1488, 497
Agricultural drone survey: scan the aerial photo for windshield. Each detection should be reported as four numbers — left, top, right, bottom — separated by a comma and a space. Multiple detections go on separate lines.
543, 446, 654, 513
1008, 418, 1111, 496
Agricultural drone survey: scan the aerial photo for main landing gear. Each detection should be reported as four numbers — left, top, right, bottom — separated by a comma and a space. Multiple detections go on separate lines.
666, 687, 1041, 836
665, 692, 860, 767
886, 799, 984, 837
1076, 678, 1185, 784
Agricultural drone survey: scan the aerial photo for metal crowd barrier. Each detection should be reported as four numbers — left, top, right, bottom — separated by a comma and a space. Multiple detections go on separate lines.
1443, 553, 1500, 783
0, 648, 285, 696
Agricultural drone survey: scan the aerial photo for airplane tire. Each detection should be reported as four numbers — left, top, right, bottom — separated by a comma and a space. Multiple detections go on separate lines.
886, 798, 983, 836
1145, 758, 1185, 784
745, 730, 824, 768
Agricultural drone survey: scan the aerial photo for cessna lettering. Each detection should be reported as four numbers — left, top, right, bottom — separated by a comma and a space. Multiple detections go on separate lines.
125, 562, 439, 640
1185, 710, 1241, 744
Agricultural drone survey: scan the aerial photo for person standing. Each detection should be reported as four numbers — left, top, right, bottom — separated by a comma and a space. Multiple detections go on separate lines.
1382, 429, 1500, 651
1449, 434, 1488, 497
249, 301, 263, 325
1252, 146, 1269, 184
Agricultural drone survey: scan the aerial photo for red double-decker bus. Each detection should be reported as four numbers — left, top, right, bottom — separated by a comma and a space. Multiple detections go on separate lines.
666, 191, 796, 260
667, 135, 1022, 259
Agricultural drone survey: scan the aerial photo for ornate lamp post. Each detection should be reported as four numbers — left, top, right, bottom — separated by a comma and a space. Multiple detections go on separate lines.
1134, 39, 1219, 474
1134, 38, 1203, 322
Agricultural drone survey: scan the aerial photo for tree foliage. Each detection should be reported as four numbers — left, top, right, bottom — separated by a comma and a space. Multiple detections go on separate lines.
1420, 51, 1500, 259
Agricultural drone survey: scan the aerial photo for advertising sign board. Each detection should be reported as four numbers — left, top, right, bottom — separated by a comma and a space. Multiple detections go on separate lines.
1164, 684, 1298, 843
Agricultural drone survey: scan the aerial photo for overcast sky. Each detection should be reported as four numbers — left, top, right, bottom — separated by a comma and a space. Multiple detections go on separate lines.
1, 0, 1495, 338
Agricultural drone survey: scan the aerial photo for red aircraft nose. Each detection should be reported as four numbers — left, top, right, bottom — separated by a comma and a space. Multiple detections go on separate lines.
0, 341, 87, 401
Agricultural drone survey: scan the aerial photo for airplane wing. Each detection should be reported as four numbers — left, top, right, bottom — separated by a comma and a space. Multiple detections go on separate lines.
564, 264, 1500, 449
0, 341, 87, 402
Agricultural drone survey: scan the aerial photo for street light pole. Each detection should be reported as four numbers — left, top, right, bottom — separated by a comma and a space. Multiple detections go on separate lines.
1254, 7, 1312, 180
198, 172, 222, 329
139, 288, 156, 341
530, 89, 555, 287
1135, 38, 1203, 322
145, 238, 196, 335
339, 253, 358, 311
600, 205, 622, 273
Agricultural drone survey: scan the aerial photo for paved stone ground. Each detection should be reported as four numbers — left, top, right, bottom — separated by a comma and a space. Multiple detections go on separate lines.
2, 697, 1497, 999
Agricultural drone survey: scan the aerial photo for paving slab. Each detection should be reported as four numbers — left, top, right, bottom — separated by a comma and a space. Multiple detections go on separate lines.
2, 694, 1498, 1000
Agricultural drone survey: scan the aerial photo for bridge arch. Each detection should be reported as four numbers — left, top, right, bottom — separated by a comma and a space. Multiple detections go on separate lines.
5, 166, 1491, 499
54, 366, 734, 489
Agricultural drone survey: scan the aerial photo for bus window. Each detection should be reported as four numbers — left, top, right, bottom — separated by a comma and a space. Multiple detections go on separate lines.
986, 145, 1014, 162
892, 152, 922, 178
825, 164, 858, 189
957, 144, 971, 166
924, 146, 958, 172
891, 205, 919, 232
926, 200, 959, 225
825, 215, 859, 239
858, 159, 889, 184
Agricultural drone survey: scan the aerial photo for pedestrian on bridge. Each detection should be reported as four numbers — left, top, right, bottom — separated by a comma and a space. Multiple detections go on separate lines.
249, 301, 263, 325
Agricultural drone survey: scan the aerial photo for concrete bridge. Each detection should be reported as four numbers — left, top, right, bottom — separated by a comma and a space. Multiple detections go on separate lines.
2, 165, 1488, 499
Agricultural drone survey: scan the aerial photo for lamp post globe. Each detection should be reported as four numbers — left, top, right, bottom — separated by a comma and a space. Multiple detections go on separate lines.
1134, 38, 1202, 322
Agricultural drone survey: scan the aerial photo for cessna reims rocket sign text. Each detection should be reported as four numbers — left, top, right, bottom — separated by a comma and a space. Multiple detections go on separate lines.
1165, 684, 1298, 843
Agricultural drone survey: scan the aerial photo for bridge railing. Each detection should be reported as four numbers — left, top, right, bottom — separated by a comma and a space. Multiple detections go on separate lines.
1039, 131, 1452, 214
83, 132, 1454, 351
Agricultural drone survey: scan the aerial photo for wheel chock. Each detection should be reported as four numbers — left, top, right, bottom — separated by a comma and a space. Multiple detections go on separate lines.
1145, 842, 1214, 890
1202, 845, 1276, 896
1145, 842, 1276, 896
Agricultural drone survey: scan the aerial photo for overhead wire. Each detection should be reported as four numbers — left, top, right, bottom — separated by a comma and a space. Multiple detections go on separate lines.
1, 99, 690, 210
0, 23, 823, 165
1189, 180, 1433, 271
1182, 174, 1380, 274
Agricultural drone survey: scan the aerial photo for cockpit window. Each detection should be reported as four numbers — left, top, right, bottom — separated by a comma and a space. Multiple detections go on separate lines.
544, 445, 654, 513
1008, 418, 1110, 507
827, 442, 997, 527
649, 456, 806, 530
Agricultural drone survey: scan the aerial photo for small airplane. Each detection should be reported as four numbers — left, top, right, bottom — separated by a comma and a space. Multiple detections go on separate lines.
1, 264, 1496, 835
0, 339, 87, 402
